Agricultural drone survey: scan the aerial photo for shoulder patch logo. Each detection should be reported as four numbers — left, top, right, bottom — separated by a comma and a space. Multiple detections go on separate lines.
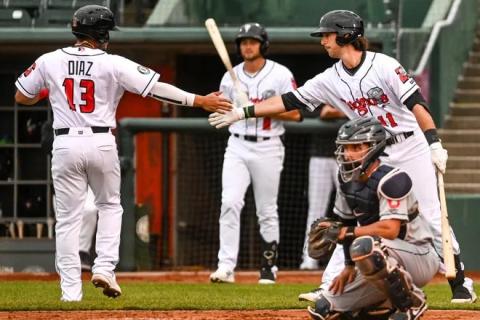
23, 63, 36, 77
395, 66, 409, 84
137, 65, 150, 75
387, 199, 400, 209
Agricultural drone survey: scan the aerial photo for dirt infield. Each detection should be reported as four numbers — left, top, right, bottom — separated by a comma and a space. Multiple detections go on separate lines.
2, 309, 480, 320
1, 271, 479, 319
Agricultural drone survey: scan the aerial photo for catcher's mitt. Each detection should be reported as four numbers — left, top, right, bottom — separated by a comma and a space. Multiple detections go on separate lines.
308, 217, 343, 259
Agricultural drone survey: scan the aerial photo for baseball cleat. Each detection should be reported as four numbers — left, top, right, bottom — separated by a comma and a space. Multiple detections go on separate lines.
210, 269, 235, 283
388, 301, 427, 320
451, 285, 477, 303
91, 273, 122, 298
299, 259, 319, 270
299, 287, 323, 302
259, 266, 277, 284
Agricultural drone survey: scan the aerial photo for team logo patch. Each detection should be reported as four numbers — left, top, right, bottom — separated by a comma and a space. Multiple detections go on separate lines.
387, 199, 400, 209
23, 63, 36, 77
367, 87, 389, 107
395, 66, 410, 83
137, 65, 150, 75
262, 89, 275, 100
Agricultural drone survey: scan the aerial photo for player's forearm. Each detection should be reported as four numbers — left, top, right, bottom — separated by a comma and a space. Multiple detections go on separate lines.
346, 219, 401, 240
412, 104, 436, 131
148, 82, 195, 106
270, 109, 302, 122
243, 96, 287, 118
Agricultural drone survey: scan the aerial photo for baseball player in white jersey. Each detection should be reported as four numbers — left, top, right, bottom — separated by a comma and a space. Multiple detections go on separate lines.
307, 117, 440, 320
209, 22, 301, 284
14, 5, 231, 302
209, 10, 476, 303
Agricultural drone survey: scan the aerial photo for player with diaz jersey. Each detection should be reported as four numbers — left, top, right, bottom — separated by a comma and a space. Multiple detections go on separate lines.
15, 5, 231, 302
208, 10, 476, 303
209, 22, 301, 284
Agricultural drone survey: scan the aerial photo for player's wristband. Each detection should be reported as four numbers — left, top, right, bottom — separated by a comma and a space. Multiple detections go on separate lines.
242, 105, 255, 119
424, 128, 440, 145
38, 88, 49, 101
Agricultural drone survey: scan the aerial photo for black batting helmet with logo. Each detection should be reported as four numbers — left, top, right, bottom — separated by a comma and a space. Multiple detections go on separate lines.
71, 5, 118, 44
310, 10, 364, 46
235, 22, 270, 56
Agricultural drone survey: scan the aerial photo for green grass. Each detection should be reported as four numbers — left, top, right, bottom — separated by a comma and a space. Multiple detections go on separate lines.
0, 281, 478, 311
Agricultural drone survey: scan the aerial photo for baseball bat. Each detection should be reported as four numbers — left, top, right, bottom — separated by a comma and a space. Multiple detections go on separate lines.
437, 171, 456, 279
205, 18, 250, 107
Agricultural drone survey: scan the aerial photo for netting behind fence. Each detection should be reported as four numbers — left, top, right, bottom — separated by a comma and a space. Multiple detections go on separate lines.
142, 130, 318, 271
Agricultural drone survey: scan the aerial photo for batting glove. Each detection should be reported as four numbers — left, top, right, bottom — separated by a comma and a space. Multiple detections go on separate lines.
208, 108, 245, 129
430, 141, 448, 174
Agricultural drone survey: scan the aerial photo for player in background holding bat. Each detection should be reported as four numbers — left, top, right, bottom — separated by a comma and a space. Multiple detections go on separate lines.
14, 5, 231, 302
209, 22, 302, 284
209, 10, 476, 303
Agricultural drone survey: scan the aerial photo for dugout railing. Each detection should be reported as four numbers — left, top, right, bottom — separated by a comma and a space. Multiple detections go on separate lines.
117, 117, 342, 271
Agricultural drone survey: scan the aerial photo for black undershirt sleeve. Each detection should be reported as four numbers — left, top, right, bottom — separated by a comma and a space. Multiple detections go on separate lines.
281, 92, 310, 111
404, 89, 430, 113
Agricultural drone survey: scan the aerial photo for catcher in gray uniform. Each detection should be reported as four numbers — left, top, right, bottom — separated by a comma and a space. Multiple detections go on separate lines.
307, 118, 440, 320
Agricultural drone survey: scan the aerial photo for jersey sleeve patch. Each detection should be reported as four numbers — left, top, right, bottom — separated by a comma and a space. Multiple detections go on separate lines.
379, 170, 412, 200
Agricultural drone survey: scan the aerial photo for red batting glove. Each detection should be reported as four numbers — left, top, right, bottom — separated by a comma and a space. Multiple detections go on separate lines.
38, 88, 49, 101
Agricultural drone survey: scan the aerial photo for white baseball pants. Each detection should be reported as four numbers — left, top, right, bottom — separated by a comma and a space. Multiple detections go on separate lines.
52, 128, 122, 301
217, 135, 284, 271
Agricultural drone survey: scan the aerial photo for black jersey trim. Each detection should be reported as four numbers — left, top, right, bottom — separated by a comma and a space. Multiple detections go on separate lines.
141, 72, 159, 96
241, 59, 269, 79
334, 64, 355, 100
61, 48, 106, 57
399, 83, 418, 102
150, 93, 182, 105
16, 80, 35, 97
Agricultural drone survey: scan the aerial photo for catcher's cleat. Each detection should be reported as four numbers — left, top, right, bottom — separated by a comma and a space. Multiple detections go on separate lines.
259, 266, 277, 284
210, 268, 235, 283
388, 301, 427, 320
91, 273, 122, 298
299, 287, 323, 302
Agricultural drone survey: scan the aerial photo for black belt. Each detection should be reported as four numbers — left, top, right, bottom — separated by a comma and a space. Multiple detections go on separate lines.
54, 127, 110, 136
386, 131, 414, 145
233, 133, 271, 142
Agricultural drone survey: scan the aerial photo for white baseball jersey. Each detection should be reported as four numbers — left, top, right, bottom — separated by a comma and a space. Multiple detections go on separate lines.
220, 59, 296, 137
293, 51, 419, 135
15, 46, 160, 129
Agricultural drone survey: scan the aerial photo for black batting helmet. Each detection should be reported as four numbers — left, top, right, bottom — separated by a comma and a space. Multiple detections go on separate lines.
71, 5, 118, 44
335, 118, 387, 182
235, 22, 269, 56
311, 10, 364, 46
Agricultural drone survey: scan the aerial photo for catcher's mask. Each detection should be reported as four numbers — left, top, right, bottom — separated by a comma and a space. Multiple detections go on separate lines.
335, 118, 387, 182
72, 5, 118, 44
235, 22, 270, 56
310, 10, 364, 46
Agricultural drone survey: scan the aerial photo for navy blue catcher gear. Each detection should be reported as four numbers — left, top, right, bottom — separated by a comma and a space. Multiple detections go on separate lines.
235, 22, 270, 56
72, 5, 118, 44
311, 10, 364, 46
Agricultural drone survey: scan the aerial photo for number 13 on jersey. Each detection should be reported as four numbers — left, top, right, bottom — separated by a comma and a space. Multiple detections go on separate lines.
62, 78, 95, 113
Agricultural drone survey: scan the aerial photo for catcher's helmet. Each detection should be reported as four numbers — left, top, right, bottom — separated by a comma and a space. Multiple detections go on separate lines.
335, 117, 387, 182
311, 10, 364, 46
71, 5, 118, 44
235, 22, 269, 56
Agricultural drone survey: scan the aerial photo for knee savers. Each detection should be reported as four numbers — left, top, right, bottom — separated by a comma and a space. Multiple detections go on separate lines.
350, 236, 419, 311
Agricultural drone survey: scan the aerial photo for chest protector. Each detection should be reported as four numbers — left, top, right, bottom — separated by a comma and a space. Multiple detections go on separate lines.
340, 165, 394, 226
